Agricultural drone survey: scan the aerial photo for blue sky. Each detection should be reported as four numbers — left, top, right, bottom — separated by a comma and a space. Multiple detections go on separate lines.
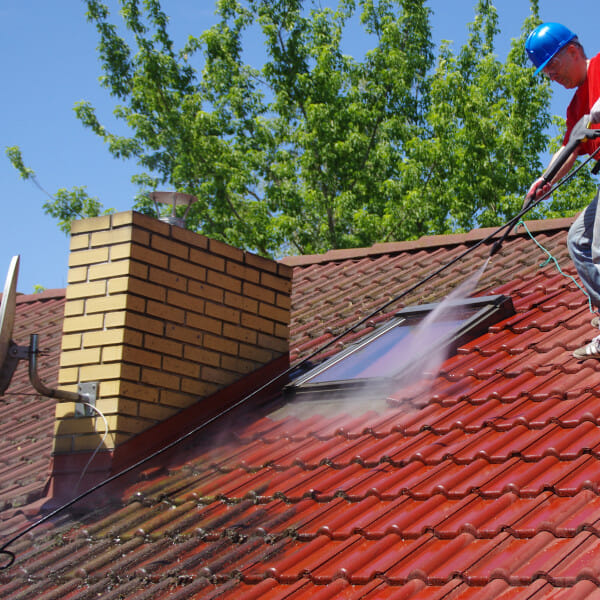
1, 1, 597, 294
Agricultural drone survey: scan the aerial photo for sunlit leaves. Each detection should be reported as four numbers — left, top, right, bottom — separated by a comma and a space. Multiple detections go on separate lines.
9, 0, 582, 256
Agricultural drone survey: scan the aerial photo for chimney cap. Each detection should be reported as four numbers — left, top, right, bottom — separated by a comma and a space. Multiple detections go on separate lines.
149, 191, 198, 228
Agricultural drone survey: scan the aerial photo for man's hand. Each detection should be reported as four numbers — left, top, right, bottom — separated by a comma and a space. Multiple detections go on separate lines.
590, 97, 600, 124
523, 176, 551, 210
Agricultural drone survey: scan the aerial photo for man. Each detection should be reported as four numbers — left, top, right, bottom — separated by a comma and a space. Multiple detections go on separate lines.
526, 22, 600, 358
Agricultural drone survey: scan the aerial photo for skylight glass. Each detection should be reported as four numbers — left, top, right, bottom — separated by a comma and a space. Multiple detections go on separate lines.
291, 295, 513, 389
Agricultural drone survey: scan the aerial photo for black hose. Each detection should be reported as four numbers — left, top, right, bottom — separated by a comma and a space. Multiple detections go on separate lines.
2, 145, 599, 569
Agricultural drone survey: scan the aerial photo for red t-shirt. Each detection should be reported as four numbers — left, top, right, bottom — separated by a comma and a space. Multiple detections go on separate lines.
564, 52, 600, 156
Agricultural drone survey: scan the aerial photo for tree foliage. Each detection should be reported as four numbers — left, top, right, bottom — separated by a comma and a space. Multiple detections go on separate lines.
7, 0, 593, 256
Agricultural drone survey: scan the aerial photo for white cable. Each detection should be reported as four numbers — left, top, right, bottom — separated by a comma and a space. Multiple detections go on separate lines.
75, 402, 109, 491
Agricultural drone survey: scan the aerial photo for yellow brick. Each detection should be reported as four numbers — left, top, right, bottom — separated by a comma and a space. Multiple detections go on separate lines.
260, 271, 291, 294
88, 260, 133, 281
258, 302, 290, 325
224, 291, 259, 314
105, 276, 128, 295
83, 328, 130, 348
180, 378, 219, 397
246, 251, 278, 273
121, 312, 164, 335
146, 299, 185, 324
62, 314, 105, 334
151, 234, 189, 260
165, 323, 203, 346
141, 367, 181, 390
239, 343, 275, 364
120, 380, 159, 403
169, 257, 207, 283
186, 313, 222, 336
171, 226, 209, 250
109, 242, 133, 261
94, 380, 120, 398
60, 347, 102, 368
54, 417, 98, 436
110, 276, 166, 302
187, 280, 224, 304
275, 323, 289, 339
201, 366, 238, 386
183, 345, 221, 367
225, 260, 260, 284
132, 212, 170, 235
57, 367, 79, 385
86, 293, 142, 314
163, 356, 200, 378
66, 280, 107, 300
148, 266, 187, 291
206, 270, 242, 294
241, 312, 274, 335
258, 333, 289, 354
144, 334, 182, 357
90, 226, 135, 247
54, 402, 78, 419
104, 310, 127, 328
129, 243, 169, 269
114, 414, 153, 436
205, 301, 240, 324
61, 333, 82, 351
190, 247, 225, 272
138, 402, 178, 422
223, 323, 258, 345
96, 396, 138, 415
70, 214, 112, 234
160, 389, 195, 409
220, 355, 260, 375
277, 262, 293, 279
78, 363, 123, 381
167, 289, 205, 313
70, 233, 90, 251
203, 333, 238, 356
101, 345, 124, 363
121, 347, 161, 371
242, 281, 275, 304
68, 247, 109, 268
209, 238, 244, 262
111, 211, 135, 227
276, 293, 291, 311
64, 299, 85, 317
67, 266, 88, 284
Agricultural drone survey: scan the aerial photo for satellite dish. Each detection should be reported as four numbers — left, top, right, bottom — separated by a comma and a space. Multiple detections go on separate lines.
0, 256, 97, 407
0, 256, 19, 394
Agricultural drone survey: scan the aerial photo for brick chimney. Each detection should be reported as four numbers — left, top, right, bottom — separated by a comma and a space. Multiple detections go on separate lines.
51, 211, 290, 493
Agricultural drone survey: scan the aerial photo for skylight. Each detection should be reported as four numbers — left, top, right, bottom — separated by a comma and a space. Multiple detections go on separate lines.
290, 295, 514, 389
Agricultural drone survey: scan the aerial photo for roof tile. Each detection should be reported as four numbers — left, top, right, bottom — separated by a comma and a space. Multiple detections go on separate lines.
8, 218, 600, 596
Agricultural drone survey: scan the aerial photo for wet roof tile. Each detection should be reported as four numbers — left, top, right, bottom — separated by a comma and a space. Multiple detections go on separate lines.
7, 219, 600, 596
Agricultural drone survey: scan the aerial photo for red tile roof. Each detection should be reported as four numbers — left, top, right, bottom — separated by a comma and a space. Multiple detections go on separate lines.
5, 218, 600, 597
0, 290, 64, 536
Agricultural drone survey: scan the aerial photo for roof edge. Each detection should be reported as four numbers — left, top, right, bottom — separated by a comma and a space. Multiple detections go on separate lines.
279, 217, 576, 267
15, 288, 66, 304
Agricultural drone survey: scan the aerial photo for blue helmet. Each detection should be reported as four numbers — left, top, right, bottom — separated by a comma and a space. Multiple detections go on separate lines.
525, 22, 576, 75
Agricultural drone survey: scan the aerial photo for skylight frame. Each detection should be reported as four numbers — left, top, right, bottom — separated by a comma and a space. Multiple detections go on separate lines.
288, 294, 514, 392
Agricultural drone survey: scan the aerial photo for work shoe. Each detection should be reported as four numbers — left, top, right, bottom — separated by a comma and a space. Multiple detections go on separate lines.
592, 316, 600, 329
573, 335, 600, 359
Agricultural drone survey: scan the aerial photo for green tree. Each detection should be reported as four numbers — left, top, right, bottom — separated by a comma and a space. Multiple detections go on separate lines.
390, 0, 551, 238
8, 0, 581, 256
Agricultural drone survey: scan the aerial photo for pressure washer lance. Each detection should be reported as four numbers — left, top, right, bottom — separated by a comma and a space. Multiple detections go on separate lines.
490, 113, 600, 257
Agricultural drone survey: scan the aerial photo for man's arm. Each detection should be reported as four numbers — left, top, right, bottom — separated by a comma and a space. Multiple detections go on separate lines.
526, 148, 578, 203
